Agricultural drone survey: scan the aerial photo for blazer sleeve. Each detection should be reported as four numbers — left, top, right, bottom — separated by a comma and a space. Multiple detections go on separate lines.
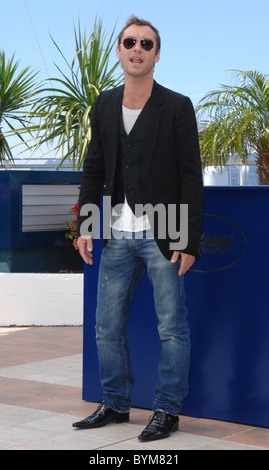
77, 95, 105, 237
175, 96, 204, 256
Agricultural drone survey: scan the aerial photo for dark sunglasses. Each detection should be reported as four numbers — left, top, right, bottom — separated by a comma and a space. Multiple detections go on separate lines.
122, 37, 154, 52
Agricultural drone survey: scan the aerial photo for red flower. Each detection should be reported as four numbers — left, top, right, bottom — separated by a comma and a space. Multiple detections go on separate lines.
73, 202, 79, 217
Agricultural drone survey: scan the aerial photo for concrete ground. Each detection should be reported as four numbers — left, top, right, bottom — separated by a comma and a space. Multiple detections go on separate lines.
0, 326, 268, 450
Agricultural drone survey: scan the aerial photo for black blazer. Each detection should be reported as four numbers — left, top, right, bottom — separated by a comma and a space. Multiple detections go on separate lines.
77, 81, 204, 259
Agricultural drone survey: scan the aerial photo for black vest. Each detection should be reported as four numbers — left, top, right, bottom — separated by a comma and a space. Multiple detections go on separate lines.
112, 106, 148, 214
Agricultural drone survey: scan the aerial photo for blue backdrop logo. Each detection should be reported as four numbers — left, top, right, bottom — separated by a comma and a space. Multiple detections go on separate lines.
191, 214, 247, 273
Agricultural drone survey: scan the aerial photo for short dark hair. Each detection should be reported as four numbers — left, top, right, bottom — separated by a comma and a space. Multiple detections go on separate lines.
118, 15, 161, 53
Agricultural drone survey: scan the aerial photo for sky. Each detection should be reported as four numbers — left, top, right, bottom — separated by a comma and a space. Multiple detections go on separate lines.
1, 0, 269, 159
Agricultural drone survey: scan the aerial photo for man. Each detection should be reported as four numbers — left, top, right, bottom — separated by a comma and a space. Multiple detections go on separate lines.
73, 16, 203, 442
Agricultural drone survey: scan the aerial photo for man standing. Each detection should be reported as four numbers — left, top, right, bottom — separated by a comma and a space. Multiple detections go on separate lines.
73, 16, 203, 442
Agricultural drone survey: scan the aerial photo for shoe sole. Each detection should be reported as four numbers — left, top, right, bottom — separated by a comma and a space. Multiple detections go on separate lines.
138, 422, 179, 442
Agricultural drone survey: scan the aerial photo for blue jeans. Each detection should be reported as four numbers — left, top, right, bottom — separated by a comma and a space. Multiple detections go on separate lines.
95, 230, 190, 416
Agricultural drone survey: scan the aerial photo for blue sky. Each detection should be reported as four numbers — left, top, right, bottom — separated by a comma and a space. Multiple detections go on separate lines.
2, 0, 269, 107
1, 0, 269, 161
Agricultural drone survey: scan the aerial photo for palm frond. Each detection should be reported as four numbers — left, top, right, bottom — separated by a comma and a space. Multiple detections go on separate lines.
0, 51, 41, 164
27, 18, 122, 170
196, 69, 269, 183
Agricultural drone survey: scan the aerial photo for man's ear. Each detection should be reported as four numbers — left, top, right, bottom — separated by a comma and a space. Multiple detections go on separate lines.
116, 45, 120, 59
154, 49, 160, 64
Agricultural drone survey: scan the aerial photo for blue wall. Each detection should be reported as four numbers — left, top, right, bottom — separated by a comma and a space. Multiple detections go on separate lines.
0, 170, 82, 272
82, 187, 269, 427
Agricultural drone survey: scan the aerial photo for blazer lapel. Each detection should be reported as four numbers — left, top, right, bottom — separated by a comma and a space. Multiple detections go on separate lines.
142, 81, 164, 185
106, 85, 124, 181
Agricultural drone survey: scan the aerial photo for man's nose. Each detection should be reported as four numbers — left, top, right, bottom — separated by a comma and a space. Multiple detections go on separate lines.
133, 40, 142, 52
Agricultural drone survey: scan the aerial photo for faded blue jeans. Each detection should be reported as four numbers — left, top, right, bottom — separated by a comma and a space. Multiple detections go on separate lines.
95, 230, 190, 416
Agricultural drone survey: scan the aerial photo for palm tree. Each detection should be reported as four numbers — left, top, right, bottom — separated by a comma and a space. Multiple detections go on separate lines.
29, 18, 123, 170
0, 52, 40, 165
196, 70, 269, 185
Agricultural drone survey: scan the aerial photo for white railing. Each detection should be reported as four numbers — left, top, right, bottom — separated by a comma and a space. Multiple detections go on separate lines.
2, 155, 76, 170
2, 155, 258, 186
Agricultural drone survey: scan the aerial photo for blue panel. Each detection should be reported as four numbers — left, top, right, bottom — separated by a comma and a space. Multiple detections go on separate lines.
0, 170, 83, 272
82, 187, 269, 427
0, 172, 11, 248
0, 170, 82, 249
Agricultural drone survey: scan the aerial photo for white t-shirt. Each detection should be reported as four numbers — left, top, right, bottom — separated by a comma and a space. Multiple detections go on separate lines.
110, 106, 151, 232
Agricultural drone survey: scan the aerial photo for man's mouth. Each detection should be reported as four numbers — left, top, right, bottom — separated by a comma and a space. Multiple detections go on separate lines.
130, 57, 143, 64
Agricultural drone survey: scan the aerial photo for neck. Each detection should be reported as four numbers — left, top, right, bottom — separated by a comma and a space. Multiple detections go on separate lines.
122, 75, 154, 109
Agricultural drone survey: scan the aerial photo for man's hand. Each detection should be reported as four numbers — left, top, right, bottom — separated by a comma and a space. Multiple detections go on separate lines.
77, 236, 93, 265
171, 251, 195, 276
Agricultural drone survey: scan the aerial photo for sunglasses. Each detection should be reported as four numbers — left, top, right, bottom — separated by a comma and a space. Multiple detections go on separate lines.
122, 37, 155, 52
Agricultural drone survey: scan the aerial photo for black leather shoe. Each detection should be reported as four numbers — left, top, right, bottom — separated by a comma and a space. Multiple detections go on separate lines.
138, 411, 179, 442
72, 402, 129, 429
